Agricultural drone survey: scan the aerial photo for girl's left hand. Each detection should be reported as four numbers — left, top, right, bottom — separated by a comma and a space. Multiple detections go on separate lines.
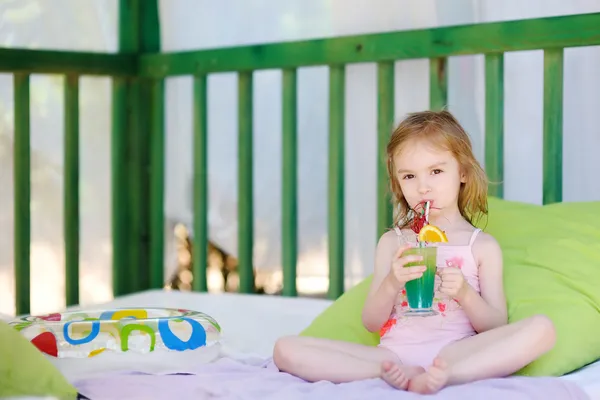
439, 267, 469, 301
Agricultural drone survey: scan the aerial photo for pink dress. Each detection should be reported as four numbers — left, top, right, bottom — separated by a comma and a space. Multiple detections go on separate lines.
377, 227, 482, 368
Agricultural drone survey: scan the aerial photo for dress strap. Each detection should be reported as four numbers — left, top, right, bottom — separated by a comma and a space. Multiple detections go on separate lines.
393, 226, 403, 246
468, 228, 482, 246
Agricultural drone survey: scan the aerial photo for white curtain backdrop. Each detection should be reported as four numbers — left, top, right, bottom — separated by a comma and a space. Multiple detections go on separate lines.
1, 0, 599, 315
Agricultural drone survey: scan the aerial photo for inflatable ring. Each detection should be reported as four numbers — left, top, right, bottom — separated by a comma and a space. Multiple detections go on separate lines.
9, 307, 222, 359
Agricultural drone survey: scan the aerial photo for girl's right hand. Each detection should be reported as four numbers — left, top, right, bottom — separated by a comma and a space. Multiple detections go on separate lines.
387, 243, 427, 290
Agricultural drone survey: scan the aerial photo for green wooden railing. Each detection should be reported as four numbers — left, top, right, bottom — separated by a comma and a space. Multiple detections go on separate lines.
5, 3, 600, 315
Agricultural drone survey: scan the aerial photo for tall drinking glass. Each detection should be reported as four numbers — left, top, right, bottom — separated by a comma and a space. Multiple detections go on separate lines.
403, 246, 438, 316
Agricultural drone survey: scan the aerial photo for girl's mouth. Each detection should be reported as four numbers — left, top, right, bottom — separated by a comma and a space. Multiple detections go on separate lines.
412, 200, 441, 215
415, 200, 435, 209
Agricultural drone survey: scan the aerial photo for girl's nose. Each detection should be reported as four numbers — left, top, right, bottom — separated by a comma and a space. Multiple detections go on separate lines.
418, 181, 431, 194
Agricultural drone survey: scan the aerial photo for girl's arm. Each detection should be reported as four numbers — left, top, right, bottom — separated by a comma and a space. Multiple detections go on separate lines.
361, 232, 401, 332
457, 233, 508, 333
362, 232, 429, 332
362, 232, 427, 332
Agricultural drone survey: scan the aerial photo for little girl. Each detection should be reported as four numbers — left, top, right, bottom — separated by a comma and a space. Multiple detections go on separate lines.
272, 110, 556, 394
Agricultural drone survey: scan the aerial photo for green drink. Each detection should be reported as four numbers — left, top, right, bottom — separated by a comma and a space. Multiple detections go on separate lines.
403, 246, 438, 316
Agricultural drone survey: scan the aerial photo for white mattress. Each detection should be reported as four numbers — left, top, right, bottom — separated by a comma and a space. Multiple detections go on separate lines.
4, 289, 600, 399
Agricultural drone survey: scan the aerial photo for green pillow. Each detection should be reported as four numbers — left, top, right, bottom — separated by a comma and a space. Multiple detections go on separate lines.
0, 320, 78, 398
301, 275, 378, 346
300, 197, 600, 377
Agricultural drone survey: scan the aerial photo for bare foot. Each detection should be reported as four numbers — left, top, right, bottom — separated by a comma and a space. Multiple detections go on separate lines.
407, 358, 449, 394
380, 361, 425, 390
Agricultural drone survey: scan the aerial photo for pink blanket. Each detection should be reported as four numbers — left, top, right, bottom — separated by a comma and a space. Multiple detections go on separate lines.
74, 357, 590, 400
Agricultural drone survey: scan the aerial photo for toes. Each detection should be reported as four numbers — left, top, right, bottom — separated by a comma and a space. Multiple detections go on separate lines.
390, 369, 404, 382
385, 363, 400, 376
425, 364, 449, 392
381, 360, 394, 373
381, 364, 410, 390
432, 357, 448, 370
407, 367, 448, 395
397, 377, 409, 390
428, 368, 444, 379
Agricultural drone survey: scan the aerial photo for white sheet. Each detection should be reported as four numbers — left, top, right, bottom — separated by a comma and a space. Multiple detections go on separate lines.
4, 290, 600, 399
562, 360, 600, 399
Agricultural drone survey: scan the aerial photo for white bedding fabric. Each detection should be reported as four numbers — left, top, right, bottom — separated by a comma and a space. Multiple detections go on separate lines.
3, 289, 600, 399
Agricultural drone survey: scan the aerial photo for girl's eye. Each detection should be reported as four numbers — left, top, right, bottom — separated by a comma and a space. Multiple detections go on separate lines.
402, 174, 414, 180
432, 169, 443, 175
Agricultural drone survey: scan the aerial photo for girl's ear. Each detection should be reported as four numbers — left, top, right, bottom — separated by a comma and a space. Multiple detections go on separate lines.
460, 171, 467, 183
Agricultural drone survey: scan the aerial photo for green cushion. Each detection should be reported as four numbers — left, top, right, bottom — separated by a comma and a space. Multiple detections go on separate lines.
0, 320, 78, 398
301, 275, 378, 347
300, 197, 600, 377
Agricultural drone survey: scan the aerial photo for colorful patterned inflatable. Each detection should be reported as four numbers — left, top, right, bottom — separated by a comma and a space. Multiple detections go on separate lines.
9, 307, 221, 358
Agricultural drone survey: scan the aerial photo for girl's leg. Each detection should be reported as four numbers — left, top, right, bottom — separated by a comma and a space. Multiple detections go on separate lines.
407, 314, 556, 394
273, 335, 424, 386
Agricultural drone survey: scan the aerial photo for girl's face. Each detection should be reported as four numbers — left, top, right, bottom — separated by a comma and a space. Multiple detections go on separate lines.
393, 139, 465, 219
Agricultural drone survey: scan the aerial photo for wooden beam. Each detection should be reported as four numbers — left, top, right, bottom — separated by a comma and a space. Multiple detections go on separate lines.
0, 48, 135, 76
139, 12, 600, 76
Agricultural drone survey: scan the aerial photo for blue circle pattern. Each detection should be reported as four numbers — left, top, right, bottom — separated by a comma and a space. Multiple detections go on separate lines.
62, 311, 207, 351
158, 317, 206, 351
63, 320, 100, 345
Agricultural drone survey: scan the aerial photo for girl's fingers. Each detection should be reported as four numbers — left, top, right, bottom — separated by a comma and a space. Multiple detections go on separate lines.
393, 242, 413, 259
395, 255, 424, 267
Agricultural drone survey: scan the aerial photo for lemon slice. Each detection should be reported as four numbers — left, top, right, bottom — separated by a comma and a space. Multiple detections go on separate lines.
418, 224, 448, 243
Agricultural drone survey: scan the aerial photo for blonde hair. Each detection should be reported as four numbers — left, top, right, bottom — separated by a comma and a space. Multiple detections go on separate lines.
386, 110, 488, 229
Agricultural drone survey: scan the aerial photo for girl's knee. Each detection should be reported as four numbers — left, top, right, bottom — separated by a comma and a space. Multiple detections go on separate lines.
528, 314, 555, 332
273, 335, 300, 371
527, 315, 556, 348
